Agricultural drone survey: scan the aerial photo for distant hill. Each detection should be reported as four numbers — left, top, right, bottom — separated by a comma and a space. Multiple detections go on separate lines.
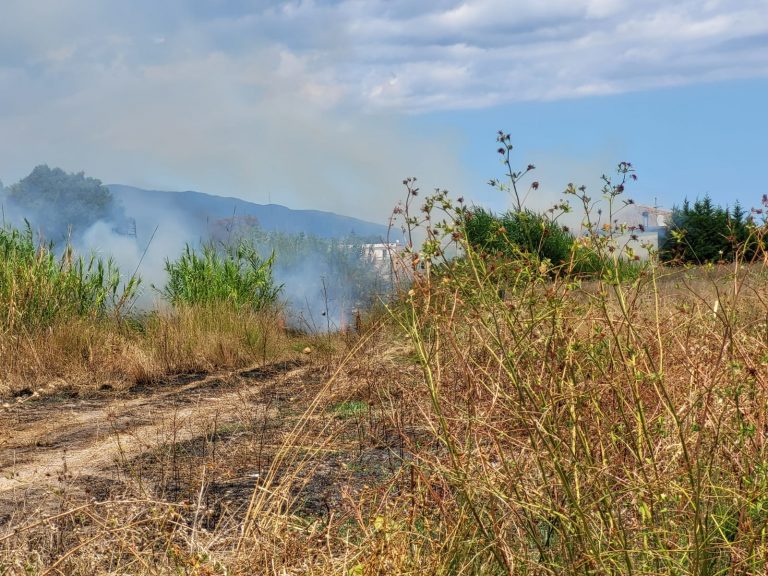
1, 165, 393, 247
108, 185, 392, 244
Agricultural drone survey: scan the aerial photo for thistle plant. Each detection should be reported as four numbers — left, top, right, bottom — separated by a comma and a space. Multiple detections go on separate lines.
375, 132, 768, 575
488, 131, 539, 214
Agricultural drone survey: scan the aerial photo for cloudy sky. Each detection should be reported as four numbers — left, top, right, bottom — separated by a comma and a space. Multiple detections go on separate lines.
1, 0, 767, 224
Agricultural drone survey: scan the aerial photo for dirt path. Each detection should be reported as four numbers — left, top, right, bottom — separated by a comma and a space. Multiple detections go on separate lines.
0, 360, 309, 499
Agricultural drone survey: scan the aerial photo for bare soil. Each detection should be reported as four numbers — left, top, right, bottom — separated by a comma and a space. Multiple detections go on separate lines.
0, 356, 405, 538
0, 361, 310, 519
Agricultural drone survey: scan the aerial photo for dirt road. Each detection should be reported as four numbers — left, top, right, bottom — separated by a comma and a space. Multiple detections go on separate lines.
0, 360, 309, 504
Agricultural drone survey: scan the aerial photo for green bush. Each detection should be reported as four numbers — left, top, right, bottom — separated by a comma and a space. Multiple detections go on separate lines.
464, 206, 573, 265
0, 224, 139, 331
396, 135, 647, 289
162, 241, 280, 310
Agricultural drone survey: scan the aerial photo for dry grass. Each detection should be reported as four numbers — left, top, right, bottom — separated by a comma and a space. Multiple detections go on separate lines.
0, 304, 291, 398
2, 257, 768, 574
0, 317, 400, 574
351, 254, 768, 575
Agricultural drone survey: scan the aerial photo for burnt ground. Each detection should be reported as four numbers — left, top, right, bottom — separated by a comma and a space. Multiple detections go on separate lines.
0, 356, 408, 540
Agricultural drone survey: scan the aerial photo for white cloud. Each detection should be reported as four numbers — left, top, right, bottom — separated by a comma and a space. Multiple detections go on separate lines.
3, 1, 768, 113
293, 0, 768, 109
1, 0, 767, 220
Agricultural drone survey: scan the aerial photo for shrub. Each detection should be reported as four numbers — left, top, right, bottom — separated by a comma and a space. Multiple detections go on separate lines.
464, 206, 574, 265
162, 241, 280, 310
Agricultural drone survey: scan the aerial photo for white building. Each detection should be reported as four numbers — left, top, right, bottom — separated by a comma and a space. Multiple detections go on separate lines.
610, 204, 671, 260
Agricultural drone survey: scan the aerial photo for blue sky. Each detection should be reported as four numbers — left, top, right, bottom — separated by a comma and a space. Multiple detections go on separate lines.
1, 0, 767, 225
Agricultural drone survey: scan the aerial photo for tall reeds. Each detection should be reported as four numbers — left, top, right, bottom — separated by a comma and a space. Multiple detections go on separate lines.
0, 225, 139, 333
161, 241, 280, 310
0, 230, 286, 395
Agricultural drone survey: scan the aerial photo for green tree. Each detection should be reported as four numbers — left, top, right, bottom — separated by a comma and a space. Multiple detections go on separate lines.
7, 165, 114, 240
661, 195, 749, 263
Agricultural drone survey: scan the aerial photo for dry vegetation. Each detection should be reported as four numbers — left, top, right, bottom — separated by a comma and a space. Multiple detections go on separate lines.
3, 177, 768, 574
0, 304, 290, 398
2, 254, 768, 574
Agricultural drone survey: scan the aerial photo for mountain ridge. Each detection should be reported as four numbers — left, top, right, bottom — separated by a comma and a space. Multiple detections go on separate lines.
108, 184, 392, 242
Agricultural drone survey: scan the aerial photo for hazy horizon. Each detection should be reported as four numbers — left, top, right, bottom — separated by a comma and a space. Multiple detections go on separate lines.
1, 1, 766, 225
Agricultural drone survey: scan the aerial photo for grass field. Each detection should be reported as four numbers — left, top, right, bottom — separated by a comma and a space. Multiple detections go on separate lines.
2, 212, 768, 574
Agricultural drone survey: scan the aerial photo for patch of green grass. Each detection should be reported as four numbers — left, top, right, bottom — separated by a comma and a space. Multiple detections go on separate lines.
330, 400, 368, 419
